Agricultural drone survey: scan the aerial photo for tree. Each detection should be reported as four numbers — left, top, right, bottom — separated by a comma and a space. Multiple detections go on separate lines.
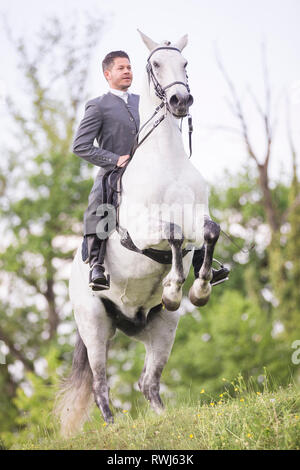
0, 14, 105, 436
277, 104, 300, 337
215, 45, 300, 337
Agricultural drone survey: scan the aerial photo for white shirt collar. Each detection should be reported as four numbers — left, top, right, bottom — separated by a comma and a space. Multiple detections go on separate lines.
109, 88, 129, 103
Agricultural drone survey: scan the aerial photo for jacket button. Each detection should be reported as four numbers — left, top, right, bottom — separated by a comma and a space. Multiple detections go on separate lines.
130, 117, 134, 121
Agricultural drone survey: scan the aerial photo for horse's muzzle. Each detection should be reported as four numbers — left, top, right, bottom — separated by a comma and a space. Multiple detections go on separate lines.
169, 93, 194, 118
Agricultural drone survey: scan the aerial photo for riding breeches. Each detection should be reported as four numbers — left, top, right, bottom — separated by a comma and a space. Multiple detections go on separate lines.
84, 168, 107, 235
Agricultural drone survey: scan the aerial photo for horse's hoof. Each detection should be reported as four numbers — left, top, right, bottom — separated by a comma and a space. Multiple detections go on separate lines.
104, 415, 114, 425
151, 403, 165, 415
161, 299, 180, 311
188, 289, 210, 306
188, 278, 211, 307
162, 285, 182, 311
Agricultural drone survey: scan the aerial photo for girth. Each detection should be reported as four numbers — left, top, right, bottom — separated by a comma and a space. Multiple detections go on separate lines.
119, 227, 192, 264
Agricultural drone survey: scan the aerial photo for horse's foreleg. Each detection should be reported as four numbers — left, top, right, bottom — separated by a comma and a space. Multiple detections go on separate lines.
189, 216, 220, 306
74, 301, 116, 424
136, 308, 180, 413
162, 223, 185, 311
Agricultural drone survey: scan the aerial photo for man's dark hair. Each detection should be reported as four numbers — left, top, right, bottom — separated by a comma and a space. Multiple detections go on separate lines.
102, 51, 130, 72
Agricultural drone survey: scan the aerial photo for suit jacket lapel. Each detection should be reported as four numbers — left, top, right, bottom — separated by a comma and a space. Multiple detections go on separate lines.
127, 94, 140, 130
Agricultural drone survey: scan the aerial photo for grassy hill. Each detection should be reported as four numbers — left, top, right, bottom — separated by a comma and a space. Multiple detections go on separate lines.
10, 384, 300, 450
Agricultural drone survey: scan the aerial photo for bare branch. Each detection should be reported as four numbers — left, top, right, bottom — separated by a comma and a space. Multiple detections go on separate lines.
215, 45, 260, 167
261, 41, 271, 121
247, 85, 265, 119
261, 41, 273, 167
215, 44, 281, 232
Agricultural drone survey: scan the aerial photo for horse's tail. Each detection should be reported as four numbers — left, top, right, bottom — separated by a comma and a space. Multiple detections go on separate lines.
54, 332, 94, 437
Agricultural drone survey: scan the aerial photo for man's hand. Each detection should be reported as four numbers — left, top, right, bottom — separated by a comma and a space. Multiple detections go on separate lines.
117, 154, 130, 167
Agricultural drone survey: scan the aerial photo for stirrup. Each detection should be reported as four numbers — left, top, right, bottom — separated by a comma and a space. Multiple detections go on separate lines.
210, 258, 230, 286
211, 276, 229, 287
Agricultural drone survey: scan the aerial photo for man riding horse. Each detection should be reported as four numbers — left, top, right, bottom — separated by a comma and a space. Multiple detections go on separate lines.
72, 50, 229, 291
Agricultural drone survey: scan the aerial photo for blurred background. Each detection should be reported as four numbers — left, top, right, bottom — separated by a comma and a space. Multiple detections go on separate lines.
0, 0, 299, 447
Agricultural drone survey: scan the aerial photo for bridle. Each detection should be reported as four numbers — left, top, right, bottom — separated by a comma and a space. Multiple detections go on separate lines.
130, 45, 193, 159
146, 46, 191, 105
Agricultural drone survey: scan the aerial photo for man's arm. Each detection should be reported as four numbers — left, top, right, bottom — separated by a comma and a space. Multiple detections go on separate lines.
72, 99, 120, 169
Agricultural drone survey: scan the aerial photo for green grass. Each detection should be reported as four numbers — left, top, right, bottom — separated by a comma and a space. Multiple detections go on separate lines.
11, 383, 300, 450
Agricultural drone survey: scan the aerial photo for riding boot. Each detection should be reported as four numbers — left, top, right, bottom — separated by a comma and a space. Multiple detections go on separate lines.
86, 234, 110, 291
192, 246, 230, 286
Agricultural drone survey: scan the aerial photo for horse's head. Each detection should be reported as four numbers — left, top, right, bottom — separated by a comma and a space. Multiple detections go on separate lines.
138, 30, 194, 118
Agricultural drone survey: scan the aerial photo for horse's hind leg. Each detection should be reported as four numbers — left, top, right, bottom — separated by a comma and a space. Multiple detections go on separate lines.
189, 216, 220, 306
136, 307, 180, 413
74, 298, 116, 424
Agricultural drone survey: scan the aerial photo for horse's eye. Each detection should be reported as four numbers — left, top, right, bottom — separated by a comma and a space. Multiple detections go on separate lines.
153, 61, 160, 68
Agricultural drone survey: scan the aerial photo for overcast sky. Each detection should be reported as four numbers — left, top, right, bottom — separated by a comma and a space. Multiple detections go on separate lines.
0, 0, 299, 184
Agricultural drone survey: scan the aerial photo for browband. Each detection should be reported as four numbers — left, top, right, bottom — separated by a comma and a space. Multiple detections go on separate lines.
147, 46, 181, 62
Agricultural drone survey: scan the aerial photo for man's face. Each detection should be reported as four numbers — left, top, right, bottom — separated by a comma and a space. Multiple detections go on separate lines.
104, 57, 133, 91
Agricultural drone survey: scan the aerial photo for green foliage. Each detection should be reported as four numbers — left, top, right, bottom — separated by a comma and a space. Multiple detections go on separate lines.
0, 367, 18, 439
1, 348, 60, 448
275, 165, 300, 337
162, 289, 293, 402
0, 14, 102, 440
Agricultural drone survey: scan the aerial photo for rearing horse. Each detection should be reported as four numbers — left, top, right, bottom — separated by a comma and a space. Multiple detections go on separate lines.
55, 31, 221, 437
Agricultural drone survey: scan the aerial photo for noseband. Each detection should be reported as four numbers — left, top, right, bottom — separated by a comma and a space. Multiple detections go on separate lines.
146, 46, 191, 104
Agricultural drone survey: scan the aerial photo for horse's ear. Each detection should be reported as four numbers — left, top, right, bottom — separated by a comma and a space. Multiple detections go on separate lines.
174, 34, 188, 51
137, 29, 159, 51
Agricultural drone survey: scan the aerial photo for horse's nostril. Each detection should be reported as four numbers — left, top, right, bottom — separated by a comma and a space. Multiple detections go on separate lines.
169, 95, 179, 107
187, 94, 194, 107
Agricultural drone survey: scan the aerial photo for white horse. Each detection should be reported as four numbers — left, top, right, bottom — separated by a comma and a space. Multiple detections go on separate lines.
55, 31, 220, 437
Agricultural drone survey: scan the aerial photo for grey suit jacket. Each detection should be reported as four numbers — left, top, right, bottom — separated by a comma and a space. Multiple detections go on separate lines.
72, 92, 140, 170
